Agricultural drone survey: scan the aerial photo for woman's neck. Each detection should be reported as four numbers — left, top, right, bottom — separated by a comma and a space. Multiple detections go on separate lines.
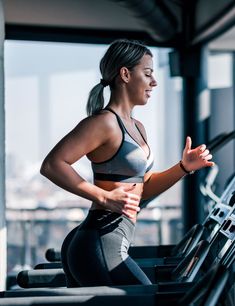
107, 92, 134, 120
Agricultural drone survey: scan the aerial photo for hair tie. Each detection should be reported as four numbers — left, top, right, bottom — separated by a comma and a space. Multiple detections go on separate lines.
100, 79, 109, 87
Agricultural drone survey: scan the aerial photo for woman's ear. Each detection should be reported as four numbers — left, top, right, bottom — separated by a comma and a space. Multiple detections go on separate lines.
119, 67, 130, 84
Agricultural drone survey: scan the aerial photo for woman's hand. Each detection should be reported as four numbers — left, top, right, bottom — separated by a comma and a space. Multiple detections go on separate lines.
181, 136, 215, 172
103, 184, 140, 218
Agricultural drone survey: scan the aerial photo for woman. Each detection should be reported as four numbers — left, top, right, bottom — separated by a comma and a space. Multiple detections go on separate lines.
40, 39, 214, 287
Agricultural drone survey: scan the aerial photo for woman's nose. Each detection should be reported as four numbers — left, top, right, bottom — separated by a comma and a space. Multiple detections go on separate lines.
151, 76, 157, 87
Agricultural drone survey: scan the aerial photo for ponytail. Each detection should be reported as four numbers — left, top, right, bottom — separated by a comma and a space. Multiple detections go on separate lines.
86, 39, 152, 116
86, 83, 105, 116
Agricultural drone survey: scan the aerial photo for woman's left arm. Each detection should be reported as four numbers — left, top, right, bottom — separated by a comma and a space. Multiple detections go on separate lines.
142, 136, 214, 200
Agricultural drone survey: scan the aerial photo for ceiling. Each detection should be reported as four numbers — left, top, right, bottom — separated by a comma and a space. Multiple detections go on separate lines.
3, 0, 235, 49
4, 0, 146, 31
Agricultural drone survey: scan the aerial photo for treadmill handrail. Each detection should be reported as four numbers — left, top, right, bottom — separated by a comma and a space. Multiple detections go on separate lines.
207, 130, 235, 153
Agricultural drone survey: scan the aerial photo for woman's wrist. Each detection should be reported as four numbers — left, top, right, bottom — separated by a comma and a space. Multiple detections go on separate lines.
96, 189, 109, 207
179, 160, 195, 175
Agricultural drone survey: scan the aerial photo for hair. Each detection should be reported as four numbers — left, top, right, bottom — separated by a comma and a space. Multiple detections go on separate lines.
86, 39, 152, 116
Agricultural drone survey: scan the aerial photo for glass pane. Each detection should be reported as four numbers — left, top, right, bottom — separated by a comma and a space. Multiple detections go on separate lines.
207, 26, 235, 198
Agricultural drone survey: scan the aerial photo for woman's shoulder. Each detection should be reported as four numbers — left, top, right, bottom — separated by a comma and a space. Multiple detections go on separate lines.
76, 110, 119, 134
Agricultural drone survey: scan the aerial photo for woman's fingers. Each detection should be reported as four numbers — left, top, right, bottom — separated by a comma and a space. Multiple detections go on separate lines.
199, 149, 210, 158
119, 194, 140, 211
206, 161, 215, 167
203, 154, 213, 161
197, 144, 206, 152
182, 139, 215, 171
126, 192, 140, 200
122, 210, 135, 218
123, 204, 140, 212
184, 136, 192, 152
107, 185, 141, 217
198, 145, 213, 161
123, 198, 140, 206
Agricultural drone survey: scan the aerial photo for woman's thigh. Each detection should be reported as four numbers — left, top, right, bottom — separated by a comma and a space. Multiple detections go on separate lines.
67, 229, 113, 286
64, 213, 152, 286
100, 232, 152, 285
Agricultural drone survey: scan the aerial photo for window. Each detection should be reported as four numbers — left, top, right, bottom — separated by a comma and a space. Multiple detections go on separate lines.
5, 41, 183, 272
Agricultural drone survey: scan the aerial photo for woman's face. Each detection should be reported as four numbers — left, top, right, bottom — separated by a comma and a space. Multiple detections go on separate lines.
127, 54, 157, 105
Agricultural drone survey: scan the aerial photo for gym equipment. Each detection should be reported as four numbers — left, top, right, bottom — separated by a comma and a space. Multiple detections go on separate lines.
15, 208, 235, 287
14, 172, 235, 289
3, 131, 234, 305
1, 242, 234, 306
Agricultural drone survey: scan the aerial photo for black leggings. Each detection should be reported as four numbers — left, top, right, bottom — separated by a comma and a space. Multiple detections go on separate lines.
61, 209, 152, 287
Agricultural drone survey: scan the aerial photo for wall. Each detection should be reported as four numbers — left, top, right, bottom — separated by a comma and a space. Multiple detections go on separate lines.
0, 0, 6, 291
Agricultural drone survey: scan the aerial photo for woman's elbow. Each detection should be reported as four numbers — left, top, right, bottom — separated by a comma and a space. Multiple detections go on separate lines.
40, 158, 52, 178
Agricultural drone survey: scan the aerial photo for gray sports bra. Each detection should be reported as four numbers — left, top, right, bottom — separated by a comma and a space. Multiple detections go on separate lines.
91, 108, 154, 183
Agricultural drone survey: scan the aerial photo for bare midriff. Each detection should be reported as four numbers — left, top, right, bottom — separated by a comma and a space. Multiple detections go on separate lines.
91, 180, 144, 224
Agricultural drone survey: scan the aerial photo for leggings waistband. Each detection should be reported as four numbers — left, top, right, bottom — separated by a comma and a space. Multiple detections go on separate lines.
80, 209, 135, 239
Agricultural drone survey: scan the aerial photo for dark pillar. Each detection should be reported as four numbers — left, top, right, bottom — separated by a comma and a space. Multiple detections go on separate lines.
169, 44, 209, 233
169, 1, 209, 234
182, 46, 208, 233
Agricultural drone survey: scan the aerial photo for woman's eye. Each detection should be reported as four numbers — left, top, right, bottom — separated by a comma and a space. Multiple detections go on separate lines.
145, 74, 151, 77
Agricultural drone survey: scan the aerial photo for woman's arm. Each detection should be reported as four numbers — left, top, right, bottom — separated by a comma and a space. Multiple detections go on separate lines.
40, 115, 109, 203
40, 113, 140, 217
142, 136, 214, 200
142, 163, 186, 200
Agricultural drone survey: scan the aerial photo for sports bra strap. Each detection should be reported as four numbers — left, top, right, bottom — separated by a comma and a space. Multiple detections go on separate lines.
134, 122, 148, 144
104, 107, 119, 117
105, 107, 149, 150
104, 107, 126, 132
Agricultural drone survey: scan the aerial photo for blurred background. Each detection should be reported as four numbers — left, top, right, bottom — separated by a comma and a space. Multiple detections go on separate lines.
0, 0, 234, 285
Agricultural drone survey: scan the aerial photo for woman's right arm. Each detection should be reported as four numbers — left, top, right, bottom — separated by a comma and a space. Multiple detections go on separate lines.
40, 114, 140, 217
